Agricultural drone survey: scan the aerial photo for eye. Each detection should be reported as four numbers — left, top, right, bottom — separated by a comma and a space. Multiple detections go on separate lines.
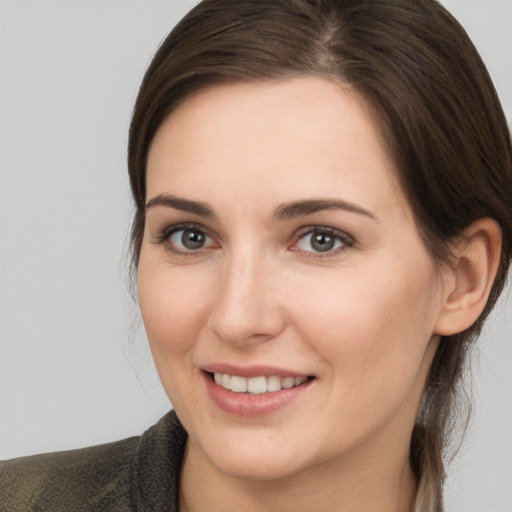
156, 224, 217, 254
171, 228, 209, 250
293, 227, 353, 255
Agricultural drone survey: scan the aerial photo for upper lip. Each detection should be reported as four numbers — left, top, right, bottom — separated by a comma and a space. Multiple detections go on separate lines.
202, 363, 312, 379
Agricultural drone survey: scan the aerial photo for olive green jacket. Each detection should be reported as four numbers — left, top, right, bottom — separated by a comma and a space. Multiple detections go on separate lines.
0, 411, 187, 512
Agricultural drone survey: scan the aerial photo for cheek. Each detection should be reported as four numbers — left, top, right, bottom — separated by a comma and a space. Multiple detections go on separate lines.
136, 259, 216, 414
137, 259, 213, 357
287, 257, 439, 390
294, 268, 438, 444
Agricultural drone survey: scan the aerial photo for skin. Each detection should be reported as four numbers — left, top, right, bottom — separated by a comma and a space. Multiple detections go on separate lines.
137, 77, 491, 512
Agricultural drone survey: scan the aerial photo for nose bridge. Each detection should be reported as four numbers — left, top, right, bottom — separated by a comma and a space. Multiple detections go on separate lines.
208, 242, 283, 345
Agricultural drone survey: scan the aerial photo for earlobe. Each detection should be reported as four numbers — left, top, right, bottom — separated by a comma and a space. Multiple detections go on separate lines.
434, 218, 502, 336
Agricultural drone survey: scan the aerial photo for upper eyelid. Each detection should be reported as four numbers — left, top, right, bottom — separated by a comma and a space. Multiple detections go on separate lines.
162, 223, 353, 238
161, 221, 211, 236
293, 225, 354, 242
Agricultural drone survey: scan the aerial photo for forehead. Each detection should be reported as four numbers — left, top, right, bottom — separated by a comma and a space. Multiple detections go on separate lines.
146, 77, 408, 218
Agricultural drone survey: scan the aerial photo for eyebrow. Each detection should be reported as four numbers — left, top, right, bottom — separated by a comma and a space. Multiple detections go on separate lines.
145, 194, 216, 218
145, 194, 377, 222
274, 199, 378, 222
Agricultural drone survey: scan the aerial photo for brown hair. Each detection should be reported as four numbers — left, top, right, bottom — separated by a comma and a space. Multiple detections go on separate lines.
128, 1, 512, 509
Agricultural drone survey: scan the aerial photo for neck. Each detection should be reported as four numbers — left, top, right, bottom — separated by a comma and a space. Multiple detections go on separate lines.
179, 434, 416, 512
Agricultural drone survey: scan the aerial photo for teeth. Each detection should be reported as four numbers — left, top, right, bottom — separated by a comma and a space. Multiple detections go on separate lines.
282, 376, 295, 389
247, 376, 267, 394
267, 375, 282, 392
212, 373, 309, 394
230, 375, 248, 393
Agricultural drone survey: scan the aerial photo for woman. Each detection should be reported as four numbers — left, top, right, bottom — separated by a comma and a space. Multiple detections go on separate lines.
1, 1, 511, 511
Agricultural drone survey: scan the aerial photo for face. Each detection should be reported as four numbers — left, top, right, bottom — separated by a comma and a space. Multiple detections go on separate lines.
138, 78, 445, 481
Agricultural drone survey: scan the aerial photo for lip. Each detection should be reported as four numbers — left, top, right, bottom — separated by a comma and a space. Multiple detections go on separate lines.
202, 363, 310, 379
201, 368, 314, 418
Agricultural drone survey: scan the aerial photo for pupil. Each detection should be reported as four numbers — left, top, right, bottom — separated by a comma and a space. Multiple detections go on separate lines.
312, 232, 334, 252
182, 229, 205, 249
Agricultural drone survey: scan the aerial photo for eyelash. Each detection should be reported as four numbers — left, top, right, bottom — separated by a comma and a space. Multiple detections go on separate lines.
291, 226, 354, 257
153, 222, 354, 258
153, 222, 216, 256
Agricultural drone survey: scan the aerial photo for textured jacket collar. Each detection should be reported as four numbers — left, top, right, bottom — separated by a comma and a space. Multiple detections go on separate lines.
131, 410, 188, 512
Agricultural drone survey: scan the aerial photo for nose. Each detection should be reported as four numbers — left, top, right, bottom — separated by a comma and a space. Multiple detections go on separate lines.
207, 248, 285, 347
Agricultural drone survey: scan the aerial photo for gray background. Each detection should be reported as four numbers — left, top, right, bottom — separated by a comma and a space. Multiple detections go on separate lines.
1, 1, 510, 510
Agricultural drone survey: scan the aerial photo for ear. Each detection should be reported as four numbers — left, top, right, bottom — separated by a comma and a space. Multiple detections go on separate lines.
435, 218, 502, 336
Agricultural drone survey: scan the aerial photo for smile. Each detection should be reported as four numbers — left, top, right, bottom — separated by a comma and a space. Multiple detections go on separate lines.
213, 373, 310, 394
204, 370, 315, 417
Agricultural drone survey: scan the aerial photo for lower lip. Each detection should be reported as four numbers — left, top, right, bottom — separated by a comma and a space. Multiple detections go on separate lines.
203, 372, 313, 417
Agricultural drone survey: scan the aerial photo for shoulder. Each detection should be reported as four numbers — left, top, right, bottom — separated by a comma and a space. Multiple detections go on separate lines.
0, 434, 139, 512
0, 411, 187, 512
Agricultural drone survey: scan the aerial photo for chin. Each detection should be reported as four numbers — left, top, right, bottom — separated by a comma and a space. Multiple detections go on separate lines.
211, 450, 306, 482
191, 424, 314, 481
